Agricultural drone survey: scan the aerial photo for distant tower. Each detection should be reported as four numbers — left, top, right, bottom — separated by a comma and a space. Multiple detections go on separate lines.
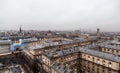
97, 28, 100, 37
19, 25, 22, 33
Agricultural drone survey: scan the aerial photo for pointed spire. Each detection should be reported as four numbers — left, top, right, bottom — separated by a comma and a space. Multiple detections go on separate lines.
20, 25, 22, 33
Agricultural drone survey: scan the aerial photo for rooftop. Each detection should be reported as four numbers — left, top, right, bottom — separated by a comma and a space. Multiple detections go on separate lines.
0, 65, 23, 73
99, 44, 120, 51
24, 38, 38, 43
51, 62, 71, 73
0, 40, 11, 45
79, 48, 120, 62
44, 47, 120, 62
110, 41, 120, 45
29, 39, 74, 50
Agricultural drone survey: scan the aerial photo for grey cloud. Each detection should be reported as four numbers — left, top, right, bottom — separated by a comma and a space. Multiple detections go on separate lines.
0, 0, 120, 31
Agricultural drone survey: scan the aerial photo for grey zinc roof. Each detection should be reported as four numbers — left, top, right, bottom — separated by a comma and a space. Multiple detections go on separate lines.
111, 41, 120, 45
99, 44, 120, 51
74, 38, 87, 42
24, 38, 38, 42
51, 62, 71, 73
28, 37, 96, 50
29, 40, 75, 50
79, 48, 120, 62
29, 42, 59, 49
86, 44, 98, 49
45, 47, 79, 58
45, 47, 120, 62
0, 40, 12, 44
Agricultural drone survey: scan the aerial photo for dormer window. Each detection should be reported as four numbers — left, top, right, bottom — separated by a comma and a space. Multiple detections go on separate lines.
39, 51, 41, 54
92, 57, 94, 61
69, 57, 71, 60
43, 58, 45, 62
102, 60, 106, 65
88, 56, 90, 58
66, 58, 68, 61
108, 62, 112, 67
84, 54, 86, 56
58, 66, 61, 69
97, 59, 100, 63
53, 53, 58, 57
116, 50, 119, 54
66, 64, 68, 66
112, 50, 114, 53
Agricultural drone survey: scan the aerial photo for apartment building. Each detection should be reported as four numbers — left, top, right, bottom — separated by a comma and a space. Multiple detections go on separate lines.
41, 47, 120, 73
0, 40, 11, 54
22, 37, 98, 73
89, 41, 120, 57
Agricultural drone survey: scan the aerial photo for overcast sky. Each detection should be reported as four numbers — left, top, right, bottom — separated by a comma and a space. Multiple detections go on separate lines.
0, 0, 120, 31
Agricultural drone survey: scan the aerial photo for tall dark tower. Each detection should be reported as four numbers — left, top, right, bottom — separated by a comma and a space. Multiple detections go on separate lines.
20, 25, 22, 33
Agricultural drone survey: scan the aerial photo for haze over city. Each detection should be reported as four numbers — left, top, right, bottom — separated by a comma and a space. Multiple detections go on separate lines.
0, 1, 120, 73
0, 0, 120, 32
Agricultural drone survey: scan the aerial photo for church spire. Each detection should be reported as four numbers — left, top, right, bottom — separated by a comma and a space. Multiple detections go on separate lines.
20, 25, 22, 33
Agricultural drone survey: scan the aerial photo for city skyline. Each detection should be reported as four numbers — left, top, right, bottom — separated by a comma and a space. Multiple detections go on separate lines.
0, 0, 120, 32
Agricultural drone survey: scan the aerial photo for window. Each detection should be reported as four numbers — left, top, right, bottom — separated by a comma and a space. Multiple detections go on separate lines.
84, 54, 86, 56
108, 69, 111, 73
97, 65, 99, 67
112, 50, 114, 53
88, 61, 90, 64
92, 57, 94, 60
39, 51, 41, 54
69, 57, 71, 60
103, 60, 106, 65
97, 59, 100, 63
103, 70, 105, 72
108, 62, 112, 67
116, 50, 119, 54
43, 58, 45, 62
88, 56, 90, 58
71, 56, 73, 59
66, 58, 68, 60
66, 64, 68, 66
